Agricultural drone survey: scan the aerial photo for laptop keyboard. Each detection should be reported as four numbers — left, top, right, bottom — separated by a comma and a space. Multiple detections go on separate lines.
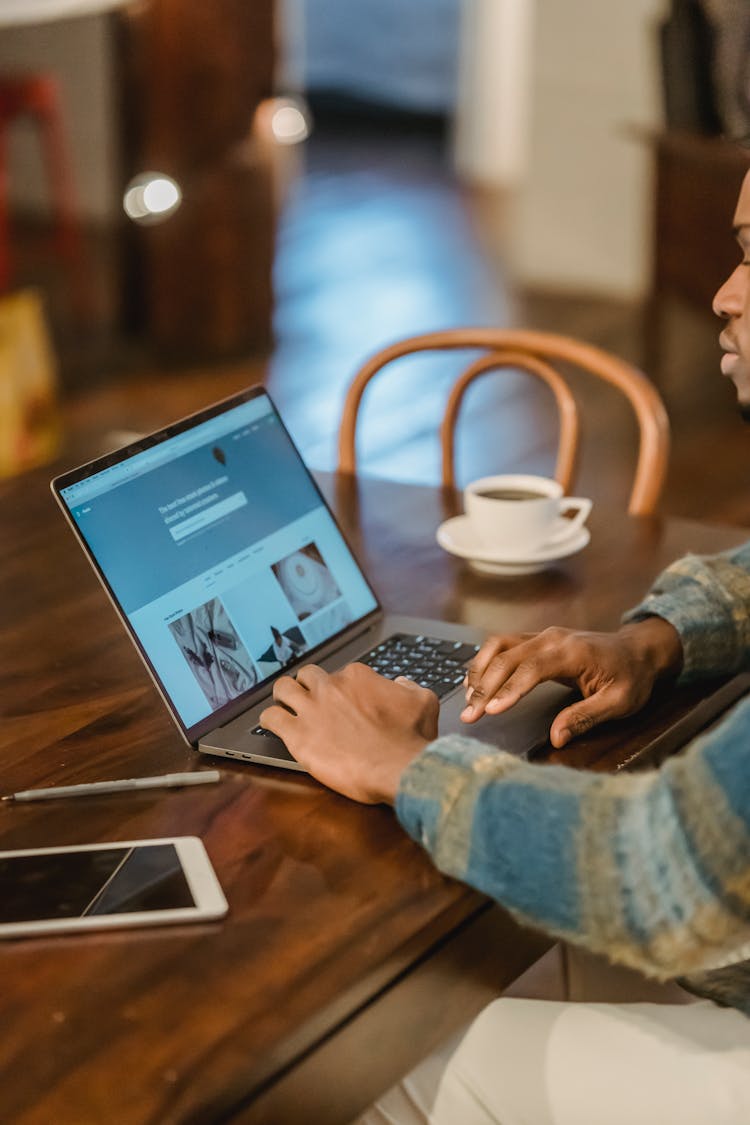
359, 633, 479, 695
251, 632, 479, 738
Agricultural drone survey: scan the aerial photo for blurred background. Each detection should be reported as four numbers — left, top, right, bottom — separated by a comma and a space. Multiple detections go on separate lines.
2, 0, 749, 518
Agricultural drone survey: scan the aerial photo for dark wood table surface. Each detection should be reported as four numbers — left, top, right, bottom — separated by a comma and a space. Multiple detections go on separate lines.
2, 384, 749, 1124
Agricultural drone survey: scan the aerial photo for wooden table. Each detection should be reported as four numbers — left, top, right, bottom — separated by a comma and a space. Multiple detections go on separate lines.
1, 383, 749, 1124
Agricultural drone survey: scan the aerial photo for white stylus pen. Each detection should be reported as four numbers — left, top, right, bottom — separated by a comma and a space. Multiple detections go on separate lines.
1, 770, 222, 803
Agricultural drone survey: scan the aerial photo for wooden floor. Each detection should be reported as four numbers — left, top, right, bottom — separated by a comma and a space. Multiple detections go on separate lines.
18, 111, 750, 530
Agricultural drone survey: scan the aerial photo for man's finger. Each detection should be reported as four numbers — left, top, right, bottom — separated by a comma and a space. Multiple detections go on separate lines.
295, 664, 327, 690
259, 702, 295, 739
464, 638, 529, 709
394, 675, 419, 689
466, 634, 527, 690
272, 674, 309, 711
482, 659, 552, 714
464, 639, 558, 720
550, 689, 626, 748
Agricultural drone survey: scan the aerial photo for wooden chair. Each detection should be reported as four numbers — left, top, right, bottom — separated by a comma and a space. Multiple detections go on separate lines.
337, 328, 670, 516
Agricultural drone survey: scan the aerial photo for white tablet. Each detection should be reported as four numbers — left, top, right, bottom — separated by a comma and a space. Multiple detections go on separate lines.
0, 836, 228, 938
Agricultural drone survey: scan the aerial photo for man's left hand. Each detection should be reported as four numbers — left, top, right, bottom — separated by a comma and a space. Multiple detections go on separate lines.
259, 663, 439, 804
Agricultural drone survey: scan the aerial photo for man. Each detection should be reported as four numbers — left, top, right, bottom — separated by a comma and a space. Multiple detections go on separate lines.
259, 170, 750, 1122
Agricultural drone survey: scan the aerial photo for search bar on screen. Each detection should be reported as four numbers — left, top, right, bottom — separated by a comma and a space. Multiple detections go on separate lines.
169, 491, 247, 542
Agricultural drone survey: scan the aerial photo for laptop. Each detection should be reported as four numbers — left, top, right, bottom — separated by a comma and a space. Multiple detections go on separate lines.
52, 387, 571, 771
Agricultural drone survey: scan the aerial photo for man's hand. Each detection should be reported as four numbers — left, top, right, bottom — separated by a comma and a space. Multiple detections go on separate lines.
259, 663, 440, 804
462, 617, 683, 748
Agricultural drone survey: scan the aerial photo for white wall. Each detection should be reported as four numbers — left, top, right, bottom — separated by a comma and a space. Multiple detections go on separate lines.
0, 14, 115, 222
457, 0, 670, 299
454, 0, 535, 185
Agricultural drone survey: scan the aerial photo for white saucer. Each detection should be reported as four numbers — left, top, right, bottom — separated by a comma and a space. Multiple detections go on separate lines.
436, 515, 591, 576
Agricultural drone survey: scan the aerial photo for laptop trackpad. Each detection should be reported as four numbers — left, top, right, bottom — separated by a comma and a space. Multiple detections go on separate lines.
437, 679, 575, 758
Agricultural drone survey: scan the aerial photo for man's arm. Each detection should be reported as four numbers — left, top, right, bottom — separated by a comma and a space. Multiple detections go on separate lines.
395, 700, 750, 979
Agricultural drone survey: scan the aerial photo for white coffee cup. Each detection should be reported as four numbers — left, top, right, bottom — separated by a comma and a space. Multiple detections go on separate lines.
463, 474, 592, 555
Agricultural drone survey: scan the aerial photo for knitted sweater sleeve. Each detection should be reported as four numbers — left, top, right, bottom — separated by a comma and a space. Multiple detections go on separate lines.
395, 698, 750, 981
622, 540, 750, 678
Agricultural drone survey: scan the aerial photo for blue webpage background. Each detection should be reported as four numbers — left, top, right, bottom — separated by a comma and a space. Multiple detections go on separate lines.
65, 413, 349, 615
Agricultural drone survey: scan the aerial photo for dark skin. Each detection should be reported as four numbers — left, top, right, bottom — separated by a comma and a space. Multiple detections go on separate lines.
460, 617, 684, 746
261, 662, 439, 804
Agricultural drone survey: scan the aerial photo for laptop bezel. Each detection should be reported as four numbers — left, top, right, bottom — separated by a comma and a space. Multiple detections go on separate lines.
51, 385, 384, 747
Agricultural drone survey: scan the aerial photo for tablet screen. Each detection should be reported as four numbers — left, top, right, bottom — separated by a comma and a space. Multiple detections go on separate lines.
0, 843, 194, 922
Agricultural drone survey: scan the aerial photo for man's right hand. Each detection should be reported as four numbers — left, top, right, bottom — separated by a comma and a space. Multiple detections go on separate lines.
462, 617, 684, 748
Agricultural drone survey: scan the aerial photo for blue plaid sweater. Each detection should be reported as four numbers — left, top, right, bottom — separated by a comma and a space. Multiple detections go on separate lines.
395, 544, 750, 1016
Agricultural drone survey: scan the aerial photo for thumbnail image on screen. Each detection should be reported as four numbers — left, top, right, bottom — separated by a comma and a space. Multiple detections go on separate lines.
169, 596, 258, 710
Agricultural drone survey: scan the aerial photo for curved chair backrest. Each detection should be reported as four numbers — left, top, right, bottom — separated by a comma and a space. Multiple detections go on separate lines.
337, 329, 670, 516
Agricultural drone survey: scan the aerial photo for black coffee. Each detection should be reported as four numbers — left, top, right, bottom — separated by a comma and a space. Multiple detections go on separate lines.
477, 488, 548, 501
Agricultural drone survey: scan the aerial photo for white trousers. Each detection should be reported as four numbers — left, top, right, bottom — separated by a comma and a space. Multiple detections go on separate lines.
355, 997, 750, 1125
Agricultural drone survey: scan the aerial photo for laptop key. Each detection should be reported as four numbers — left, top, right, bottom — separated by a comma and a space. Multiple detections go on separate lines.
358, 633, 478, 689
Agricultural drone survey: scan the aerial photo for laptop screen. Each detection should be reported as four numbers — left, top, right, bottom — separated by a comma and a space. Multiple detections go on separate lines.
54, 388, 379, 740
